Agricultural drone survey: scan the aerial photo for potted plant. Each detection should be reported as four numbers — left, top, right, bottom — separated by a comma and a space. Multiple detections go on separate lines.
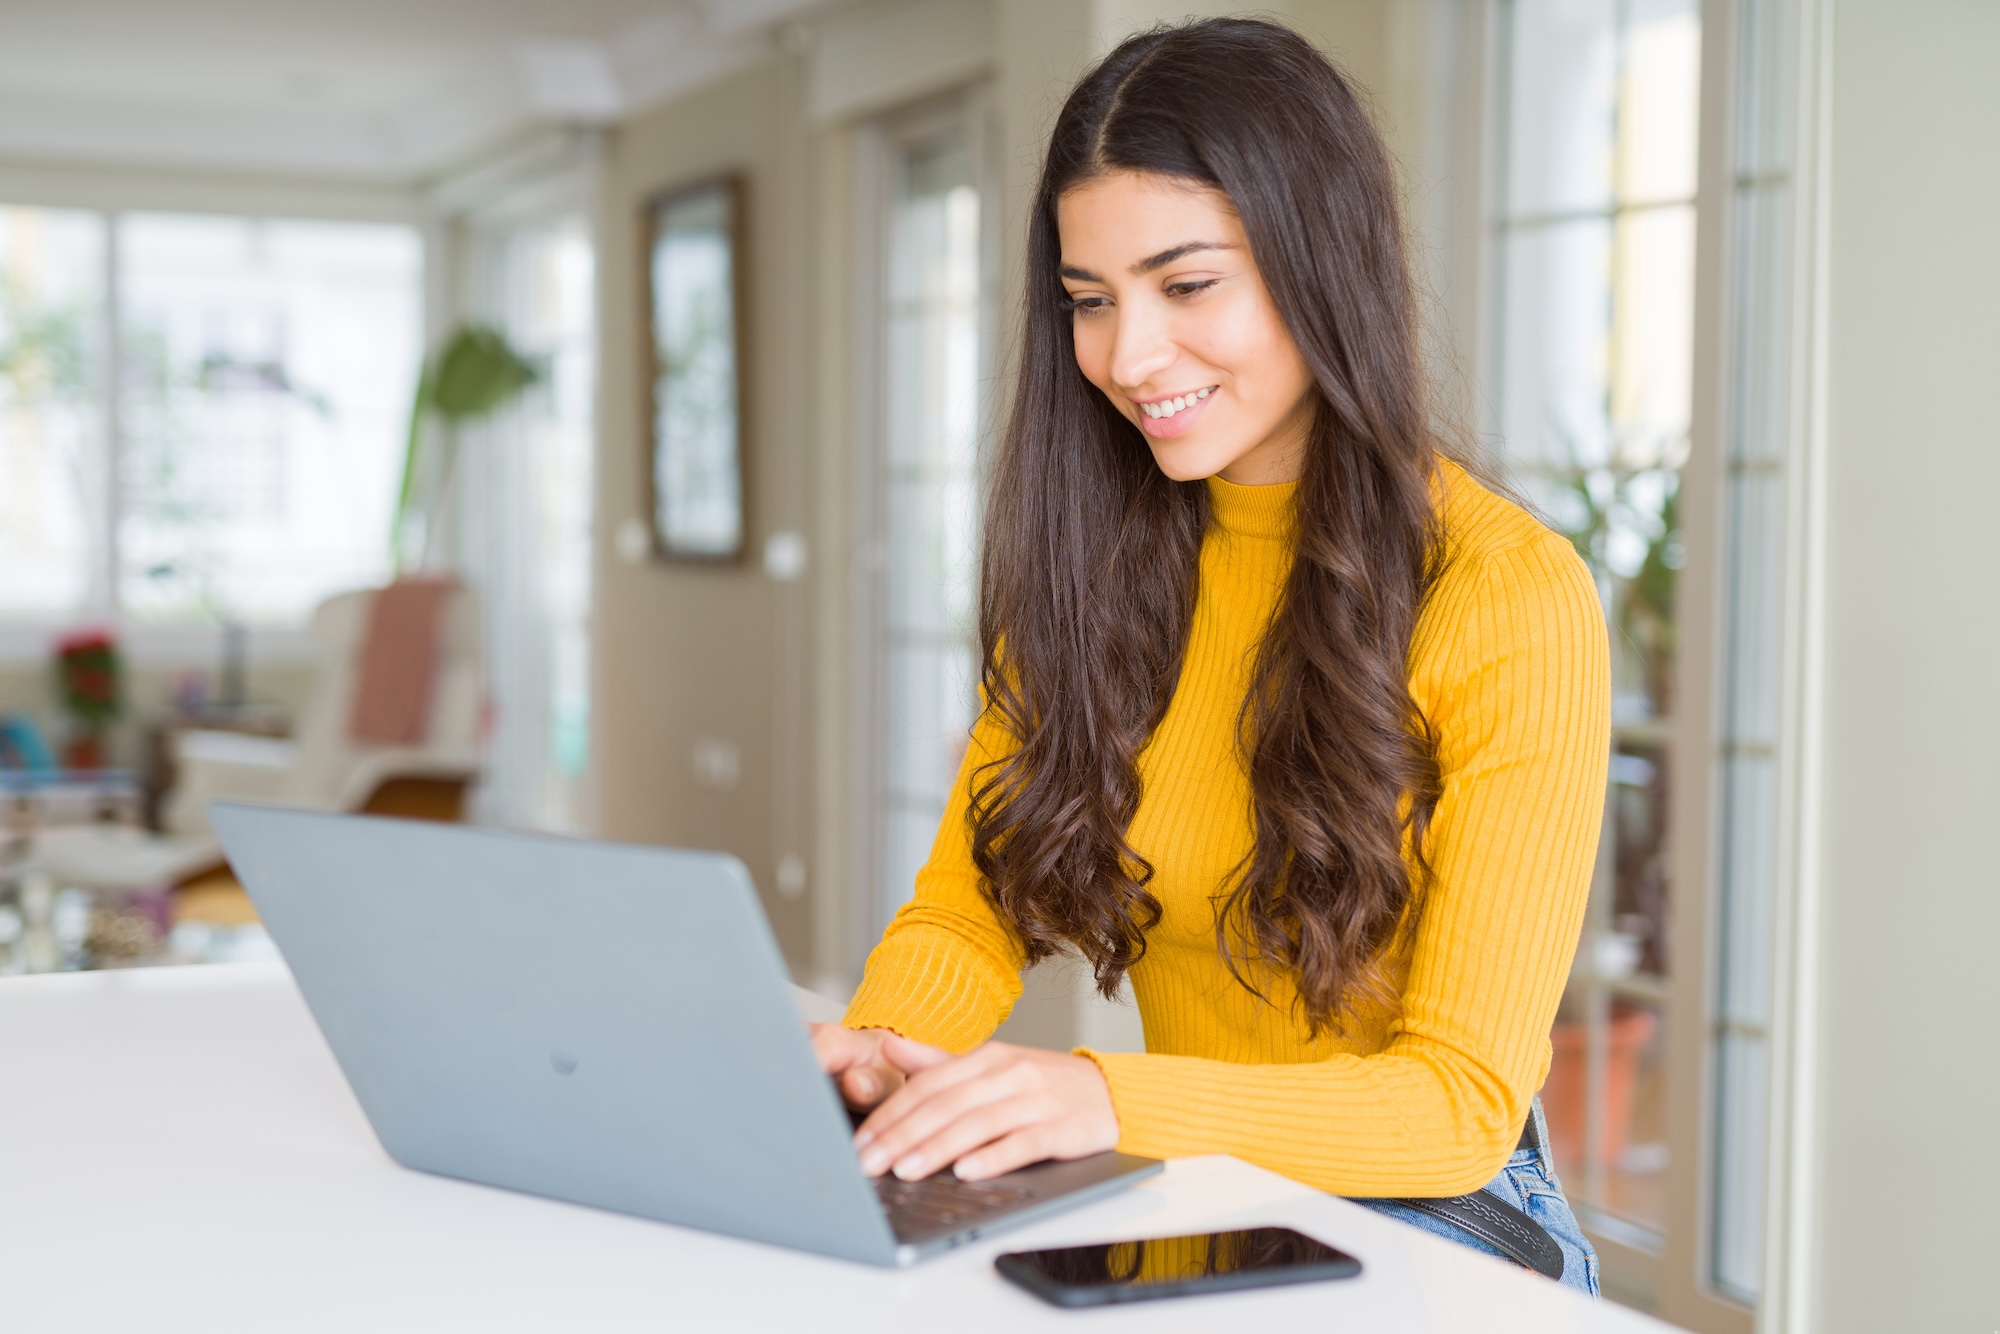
1541, 993, 1661, 1170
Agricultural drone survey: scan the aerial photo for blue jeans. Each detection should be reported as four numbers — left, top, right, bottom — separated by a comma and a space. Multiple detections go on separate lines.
1351, 1100, 1601, 1297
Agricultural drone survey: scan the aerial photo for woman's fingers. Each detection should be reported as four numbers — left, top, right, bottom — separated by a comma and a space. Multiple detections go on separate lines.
856, 1057, 1025, 1174
953, 1126, 1053, 1182
809, 1024, 901, 1109
879, 1032, 953, 1075
809, 1023, 871, 1073
850, 1043, 1119, 1182
841, 1065, 893, 1107
878, 1095, 1048, 1182
845, 1035, 948, 1112
854, 1043, 1010, 1151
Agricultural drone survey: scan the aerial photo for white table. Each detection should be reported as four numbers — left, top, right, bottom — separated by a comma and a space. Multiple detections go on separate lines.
0, 964, 1678, 1332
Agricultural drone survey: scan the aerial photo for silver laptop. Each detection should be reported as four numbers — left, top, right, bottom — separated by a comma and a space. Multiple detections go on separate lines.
209, 803, 1161, 1265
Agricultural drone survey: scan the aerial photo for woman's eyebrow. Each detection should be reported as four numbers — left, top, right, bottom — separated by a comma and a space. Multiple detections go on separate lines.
1058, 241, 1236, 284
1132, 240, 1232, 273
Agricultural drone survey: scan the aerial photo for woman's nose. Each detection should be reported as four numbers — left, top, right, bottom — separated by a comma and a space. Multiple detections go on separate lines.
1108, 304, 1177, 391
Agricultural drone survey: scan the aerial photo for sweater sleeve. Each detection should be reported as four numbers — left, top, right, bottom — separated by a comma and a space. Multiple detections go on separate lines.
1085, 535, 1610, 1197
841, 707, 1027, 1052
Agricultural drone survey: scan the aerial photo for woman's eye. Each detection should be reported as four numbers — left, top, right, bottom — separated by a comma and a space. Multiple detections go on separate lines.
1165, 278, 1221, 299
1060, 294, 1111, 317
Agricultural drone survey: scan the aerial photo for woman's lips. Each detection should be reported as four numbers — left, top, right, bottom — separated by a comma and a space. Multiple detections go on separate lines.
1135, 390, 1215, 440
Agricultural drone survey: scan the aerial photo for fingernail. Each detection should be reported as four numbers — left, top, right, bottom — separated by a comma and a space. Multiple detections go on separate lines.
853, 1129, 874, 1149
893, 1156, 924, 1180
860, 1148, 887, 1174
955, 1157, 982, 1179
852, 1074, 875, 1100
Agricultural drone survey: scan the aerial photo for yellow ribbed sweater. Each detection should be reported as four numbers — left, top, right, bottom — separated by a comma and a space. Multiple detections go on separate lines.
844, 460, 1610, 1197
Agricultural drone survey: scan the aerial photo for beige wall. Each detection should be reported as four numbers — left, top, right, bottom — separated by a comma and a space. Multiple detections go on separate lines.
594, 54, 821, 967
1810, 1, 2000, 1327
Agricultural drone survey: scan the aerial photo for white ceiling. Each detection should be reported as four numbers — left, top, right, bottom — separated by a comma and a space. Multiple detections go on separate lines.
0, 0, 833, 181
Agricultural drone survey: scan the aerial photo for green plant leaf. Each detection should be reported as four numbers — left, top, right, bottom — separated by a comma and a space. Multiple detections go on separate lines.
429, 325, 538, 420
391, 324, 540, 571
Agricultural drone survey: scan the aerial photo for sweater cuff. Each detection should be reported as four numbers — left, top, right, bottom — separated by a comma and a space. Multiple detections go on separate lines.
843, 934, 1016, 1053
1076, 1049, 1192, 1160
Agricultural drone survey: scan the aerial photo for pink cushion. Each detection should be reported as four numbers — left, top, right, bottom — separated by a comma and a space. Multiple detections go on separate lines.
349, 579, 456, 745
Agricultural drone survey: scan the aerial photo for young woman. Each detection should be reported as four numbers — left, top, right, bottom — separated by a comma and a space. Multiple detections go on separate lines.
813, 17, 1608, 1294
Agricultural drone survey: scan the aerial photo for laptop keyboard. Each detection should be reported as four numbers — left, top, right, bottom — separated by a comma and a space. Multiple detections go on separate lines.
875, 1173, 1040, 1237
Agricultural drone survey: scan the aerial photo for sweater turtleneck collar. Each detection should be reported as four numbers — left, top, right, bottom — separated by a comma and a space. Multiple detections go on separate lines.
1205, 472, 1298, 542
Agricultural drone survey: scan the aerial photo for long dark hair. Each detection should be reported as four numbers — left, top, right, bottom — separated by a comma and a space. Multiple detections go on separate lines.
970, 17, 1450, 1035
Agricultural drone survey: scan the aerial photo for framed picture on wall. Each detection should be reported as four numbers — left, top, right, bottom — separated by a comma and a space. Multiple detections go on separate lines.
643, 175, 747, 561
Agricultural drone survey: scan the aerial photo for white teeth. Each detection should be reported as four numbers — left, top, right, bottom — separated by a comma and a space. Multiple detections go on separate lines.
1140, 388, 1215, 420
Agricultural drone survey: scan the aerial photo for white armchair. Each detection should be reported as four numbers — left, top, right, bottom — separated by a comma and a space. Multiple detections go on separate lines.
161, 586, 485, 839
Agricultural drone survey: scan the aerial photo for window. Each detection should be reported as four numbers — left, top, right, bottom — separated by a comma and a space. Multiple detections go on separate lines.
858, 97, 995, 948
1493, 0, 1701, 1248
0, 206, 422, 636
0, 207, 106, 621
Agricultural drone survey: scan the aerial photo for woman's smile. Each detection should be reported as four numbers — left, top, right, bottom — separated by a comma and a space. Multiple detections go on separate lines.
1133, 385, 1218, 438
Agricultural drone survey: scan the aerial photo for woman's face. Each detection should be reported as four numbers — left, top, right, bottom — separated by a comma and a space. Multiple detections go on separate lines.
1056, 171, 1315, 486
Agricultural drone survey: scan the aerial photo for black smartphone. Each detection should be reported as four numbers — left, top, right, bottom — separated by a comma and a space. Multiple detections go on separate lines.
995, 1226, 1362, 1307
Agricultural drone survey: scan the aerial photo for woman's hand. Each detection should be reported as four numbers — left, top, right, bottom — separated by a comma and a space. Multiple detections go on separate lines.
810, 1023, 905, 1111
852, 1036, 1119, 1182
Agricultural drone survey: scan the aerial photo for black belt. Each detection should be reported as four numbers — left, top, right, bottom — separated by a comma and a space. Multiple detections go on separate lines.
1358, 1116, 1566, 1282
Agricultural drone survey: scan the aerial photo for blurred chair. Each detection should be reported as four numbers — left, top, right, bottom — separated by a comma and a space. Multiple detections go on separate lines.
162, 583, 485, 839
32, 583, 484, 903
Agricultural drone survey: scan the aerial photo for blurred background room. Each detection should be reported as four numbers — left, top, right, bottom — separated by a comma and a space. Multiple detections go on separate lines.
0, 2, 1991, 1331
